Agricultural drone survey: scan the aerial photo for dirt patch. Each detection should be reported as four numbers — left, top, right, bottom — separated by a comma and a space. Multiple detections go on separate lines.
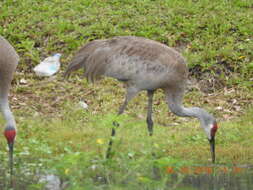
9, 69, 253, 124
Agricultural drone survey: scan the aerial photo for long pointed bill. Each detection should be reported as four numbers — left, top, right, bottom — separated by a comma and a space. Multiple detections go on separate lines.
209, 137, 215, 163
8, 142, 14, 175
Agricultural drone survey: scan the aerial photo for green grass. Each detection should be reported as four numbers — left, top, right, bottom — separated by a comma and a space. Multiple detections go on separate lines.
1, 0, 252, 81
0, 0, 253, 189
0, 103, 253, 189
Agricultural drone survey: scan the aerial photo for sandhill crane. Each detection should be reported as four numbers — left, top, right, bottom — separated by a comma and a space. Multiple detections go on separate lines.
64, 36, 218, 163
0, 36, 19, 174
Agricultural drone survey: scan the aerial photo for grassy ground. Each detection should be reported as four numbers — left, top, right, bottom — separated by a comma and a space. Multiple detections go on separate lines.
0, 0, 253, 189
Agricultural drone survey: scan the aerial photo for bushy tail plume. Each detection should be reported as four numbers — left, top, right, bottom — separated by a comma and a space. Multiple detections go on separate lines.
63, 54, 87, 78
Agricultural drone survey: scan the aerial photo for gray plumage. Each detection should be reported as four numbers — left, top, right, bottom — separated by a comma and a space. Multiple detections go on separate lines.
65, 36, 187, 86
0, 36, 18, 128
0, 36, 19, 174
65, 36, 218, 162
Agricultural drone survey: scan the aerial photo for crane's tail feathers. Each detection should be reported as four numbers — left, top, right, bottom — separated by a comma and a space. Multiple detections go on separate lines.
64, 39, 107, 81
64, 55, 87, 79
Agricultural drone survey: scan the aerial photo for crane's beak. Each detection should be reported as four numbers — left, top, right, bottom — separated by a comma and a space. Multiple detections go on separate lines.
8, 142, 14, 175
209, 137, 215, 163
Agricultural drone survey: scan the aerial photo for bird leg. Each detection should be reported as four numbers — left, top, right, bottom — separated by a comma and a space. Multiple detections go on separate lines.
106, 123, 118, 159
147, 90, 155, 136
106, 87, 138, 159
146, 90, 157, 159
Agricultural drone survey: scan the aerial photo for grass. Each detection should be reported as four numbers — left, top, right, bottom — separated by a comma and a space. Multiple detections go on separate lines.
0, 0, 253, 189
0, 102, 253, 189
1, 0, 252, 80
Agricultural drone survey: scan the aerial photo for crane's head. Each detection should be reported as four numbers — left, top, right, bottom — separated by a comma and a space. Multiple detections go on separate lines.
4, 125, 16, 175
208, 120, 218, 164
201, 115, 218, 163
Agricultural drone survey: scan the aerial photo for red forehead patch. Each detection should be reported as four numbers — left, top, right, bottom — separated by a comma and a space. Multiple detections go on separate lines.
4, 129, 16, 144
211, 123, 218, 137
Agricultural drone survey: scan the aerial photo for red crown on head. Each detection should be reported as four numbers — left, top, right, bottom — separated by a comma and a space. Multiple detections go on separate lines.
4, 129, 16, 144
211, 123, 218, 138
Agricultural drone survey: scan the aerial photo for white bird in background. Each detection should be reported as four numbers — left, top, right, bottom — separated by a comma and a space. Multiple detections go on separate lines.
64, 36, 218, 162
0, 36, 19, 174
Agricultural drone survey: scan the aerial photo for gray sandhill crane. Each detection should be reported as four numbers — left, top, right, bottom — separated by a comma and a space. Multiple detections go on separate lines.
0, 36, 19, 174
64, 36, 218, 163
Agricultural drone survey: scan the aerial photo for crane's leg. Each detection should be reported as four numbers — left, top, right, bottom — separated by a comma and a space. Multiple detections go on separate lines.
106, 87, 139, 159
146, 90, 158, 160
147, 90, 155, 136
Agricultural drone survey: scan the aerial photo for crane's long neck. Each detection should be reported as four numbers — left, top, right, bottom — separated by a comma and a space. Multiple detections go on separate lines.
0, 95, 16, 176
0, 97, 16, 128
168, 102, 205, 120
165, 91, 208, 125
